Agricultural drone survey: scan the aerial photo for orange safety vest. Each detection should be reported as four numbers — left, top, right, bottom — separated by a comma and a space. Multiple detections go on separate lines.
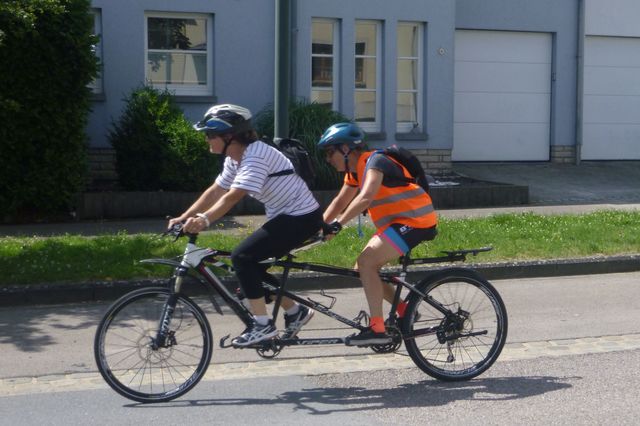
344, 151, 437, 232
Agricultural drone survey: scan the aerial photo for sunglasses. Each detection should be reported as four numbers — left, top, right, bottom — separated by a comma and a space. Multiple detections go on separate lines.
324, 146, 338, 158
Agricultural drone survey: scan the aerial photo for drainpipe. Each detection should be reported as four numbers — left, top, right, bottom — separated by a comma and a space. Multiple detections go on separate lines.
575, 0, 585, 165
274, 0, 291, 139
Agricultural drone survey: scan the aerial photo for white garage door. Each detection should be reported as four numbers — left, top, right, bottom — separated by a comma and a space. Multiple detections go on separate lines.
453, 30, 552, 161
582, 36, 640, 160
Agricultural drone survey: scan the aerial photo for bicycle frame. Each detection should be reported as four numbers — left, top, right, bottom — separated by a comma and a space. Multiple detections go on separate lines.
142, 230, 493, 350
95, 222, 506, 404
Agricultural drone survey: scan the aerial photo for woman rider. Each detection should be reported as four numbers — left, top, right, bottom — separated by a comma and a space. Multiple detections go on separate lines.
169, 104, 321, 346
319, 122, 438, 346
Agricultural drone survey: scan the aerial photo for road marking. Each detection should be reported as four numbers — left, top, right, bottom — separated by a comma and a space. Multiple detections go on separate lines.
1, 333, 639, 398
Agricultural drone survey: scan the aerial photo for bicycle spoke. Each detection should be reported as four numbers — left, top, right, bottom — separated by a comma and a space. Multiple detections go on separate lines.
95, 288, 212, 403
404, 272, 507, 380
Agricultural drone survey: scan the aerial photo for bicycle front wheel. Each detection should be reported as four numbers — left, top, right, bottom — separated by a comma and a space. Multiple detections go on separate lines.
94, 287, 213, 403
403, 269, 508, 381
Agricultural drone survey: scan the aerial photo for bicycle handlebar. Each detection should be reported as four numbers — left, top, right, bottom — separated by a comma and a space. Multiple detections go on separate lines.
162, 221, 491, 264
163, 222, 199, 242
162, 222, 325, 254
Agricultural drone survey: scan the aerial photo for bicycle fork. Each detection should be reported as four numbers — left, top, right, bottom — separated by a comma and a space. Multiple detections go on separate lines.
152, 268, 187, 350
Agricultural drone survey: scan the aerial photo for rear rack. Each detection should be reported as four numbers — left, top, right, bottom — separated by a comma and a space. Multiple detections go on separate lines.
401, 246, 493, 266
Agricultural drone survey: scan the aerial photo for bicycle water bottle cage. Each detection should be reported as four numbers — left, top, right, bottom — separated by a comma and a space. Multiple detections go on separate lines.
353, 310, 370, 327
306, 289, 336, 310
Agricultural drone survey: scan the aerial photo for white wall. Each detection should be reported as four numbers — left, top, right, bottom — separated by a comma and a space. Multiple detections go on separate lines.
585, 0, 640, 37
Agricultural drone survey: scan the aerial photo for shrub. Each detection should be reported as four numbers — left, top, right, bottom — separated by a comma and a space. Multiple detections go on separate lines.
0, 0, 98, 221
109, 86, 219, 191
254, 98, 352, 190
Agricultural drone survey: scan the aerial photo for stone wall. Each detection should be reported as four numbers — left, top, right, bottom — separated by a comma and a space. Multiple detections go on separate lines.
413, 149, 453, 175
550, 145, 576, 164
87, 148, 117, 189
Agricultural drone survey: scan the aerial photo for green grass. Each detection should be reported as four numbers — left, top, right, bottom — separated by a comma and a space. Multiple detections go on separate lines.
1, 211, 639, 286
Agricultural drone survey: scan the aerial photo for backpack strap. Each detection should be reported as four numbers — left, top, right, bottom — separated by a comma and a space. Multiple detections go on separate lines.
268, 169, 295, 178
374, 150, 417, 186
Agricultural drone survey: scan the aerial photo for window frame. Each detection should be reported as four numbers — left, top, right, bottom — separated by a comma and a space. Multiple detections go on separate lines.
311, 18, 340, 110
354, 20, 382, 133
396, 21, 424, 134
144, 11, 213, 96
89, 8, 103, 95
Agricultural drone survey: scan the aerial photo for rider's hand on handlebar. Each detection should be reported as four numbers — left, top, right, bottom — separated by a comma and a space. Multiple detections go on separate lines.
321, 220, 342, 241
183, 215, 208, 234
167, 216, 185, 230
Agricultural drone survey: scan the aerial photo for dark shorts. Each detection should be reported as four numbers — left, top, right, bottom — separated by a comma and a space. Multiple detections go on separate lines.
378, 223, 437, 254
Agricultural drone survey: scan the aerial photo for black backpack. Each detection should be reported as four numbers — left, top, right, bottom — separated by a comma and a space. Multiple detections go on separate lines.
379, 145, 430, 194
264, 137, 316, 188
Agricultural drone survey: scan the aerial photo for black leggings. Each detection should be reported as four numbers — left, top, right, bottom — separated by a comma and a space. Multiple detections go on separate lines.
231, 209, 323, 299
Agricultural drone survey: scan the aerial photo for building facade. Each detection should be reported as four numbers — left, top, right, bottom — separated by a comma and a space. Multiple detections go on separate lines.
87, 0, 639, 183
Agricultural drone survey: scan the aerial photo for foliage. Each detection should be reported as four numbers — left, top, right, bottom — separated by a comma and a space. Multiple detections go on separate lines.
0, 0, 98, 221
109, 86, 219, 191
1, 211, 639, 285
254, 98, 352, 190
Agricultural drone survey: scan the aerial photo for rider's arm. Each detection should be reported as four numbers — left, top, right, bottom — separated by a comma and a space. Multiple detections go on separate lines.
334, 169, 383, 226
323, 183, 359, 222
183, 187, 247, 233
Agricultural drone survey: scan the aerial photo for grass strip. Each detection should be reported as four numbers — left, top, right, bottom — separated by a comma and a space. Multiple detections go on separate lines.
1, 211, 638, 286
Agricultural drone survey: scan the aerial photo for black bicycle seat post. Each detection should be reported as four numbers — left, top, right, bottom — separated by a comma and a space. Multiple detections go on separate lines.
401, 250, 412, 273
271, 253, 293, 320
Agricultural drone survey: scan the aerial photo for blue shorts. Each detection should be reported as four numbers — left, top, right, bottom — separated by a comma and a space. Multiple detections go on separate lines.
379, 224, 437, 254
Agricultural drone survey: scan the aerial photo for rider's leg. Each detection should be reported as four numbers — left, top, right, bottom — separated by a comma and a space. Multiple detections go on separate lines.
231, 210, 321, 345
379, 224, 438, 317
344, 235, 398, 346
356, 235, 402, 320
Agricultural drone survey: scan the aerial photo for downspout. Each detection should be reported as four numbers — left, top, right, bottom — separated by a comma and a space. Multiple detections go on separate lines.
575, 0, 585, 165
274, 0, 292, 139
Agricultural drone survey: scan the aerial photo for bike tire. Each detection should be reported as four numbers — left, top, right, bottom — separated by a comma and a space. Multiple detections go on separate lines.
402, 268, 508, 381
94, 287, 213, 403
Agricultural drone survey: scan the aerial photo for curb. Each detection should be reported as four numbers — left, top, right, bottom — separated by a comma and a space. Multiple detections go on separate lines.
1, 254, 638, 307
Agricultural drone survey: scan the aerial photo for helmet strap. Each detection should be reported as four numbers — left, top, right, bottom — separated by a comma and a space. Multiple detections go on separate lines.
221, 134, 233, 157
343, 153, 350, 173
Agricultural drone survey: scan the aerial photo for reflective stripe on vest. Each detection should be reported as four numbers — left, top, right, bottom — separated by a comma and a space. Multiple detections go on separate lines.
373, 204, 436, 229
369, 187, 426, 208
357, 151, 437, 231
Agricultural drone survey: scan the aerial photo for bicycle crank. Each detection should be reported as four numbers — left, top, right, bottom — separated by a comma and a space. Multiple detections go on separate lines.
371, 325, 402, 354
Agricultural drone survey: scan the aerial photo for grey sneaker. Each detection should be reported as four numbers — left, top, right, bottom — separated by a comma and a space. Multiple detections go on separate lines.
282, 305, 314, 339
232, 320, 278, 347
345, 328, 392, 347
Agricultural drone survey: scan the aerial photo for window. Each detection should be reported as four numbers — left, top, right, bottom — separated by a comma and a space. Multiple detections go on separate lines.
354, 21, 381, 132
311, 19, 339, 109
397, 22, 423, 133
145, 13, 212, 96
89, 9, 103, 94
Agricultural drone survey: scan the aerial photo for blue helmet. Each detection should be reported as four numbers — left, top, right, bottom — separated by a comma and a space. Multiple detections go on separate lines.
193, 104, 253, 135
318, 122, 365, 149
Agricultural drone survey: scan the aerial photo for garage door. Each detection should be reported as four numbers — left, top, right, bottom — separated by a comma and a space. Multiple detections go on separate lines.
582, 36, 640, 160
453, 30, 552, 161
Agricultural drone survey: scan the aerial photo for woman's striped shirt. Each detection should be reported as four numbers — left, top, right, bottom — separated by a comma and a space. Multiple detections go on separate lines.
215, 141, 319, 218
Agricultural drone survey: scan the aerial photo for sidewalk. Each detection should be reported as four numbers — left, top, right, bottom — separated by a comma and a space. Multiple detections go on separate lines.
1, 162, 639, 306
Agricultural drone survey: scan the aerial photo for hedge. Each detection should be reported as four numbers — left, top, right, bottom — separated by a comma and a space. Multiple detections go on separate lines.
0, 0, 98, 222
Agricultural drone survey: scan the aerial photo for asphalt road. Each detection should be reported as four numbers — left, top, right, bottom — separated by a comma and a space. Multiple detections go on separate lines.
2, 350, 639, 425
1, 272, 639, 424
0, 273, 640, 425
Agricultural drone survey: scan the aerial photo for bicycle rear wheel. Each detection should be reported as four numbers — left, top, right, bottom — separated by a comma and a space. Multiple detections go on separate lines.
403, 269, 507, 381
94, 287, 213, 403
